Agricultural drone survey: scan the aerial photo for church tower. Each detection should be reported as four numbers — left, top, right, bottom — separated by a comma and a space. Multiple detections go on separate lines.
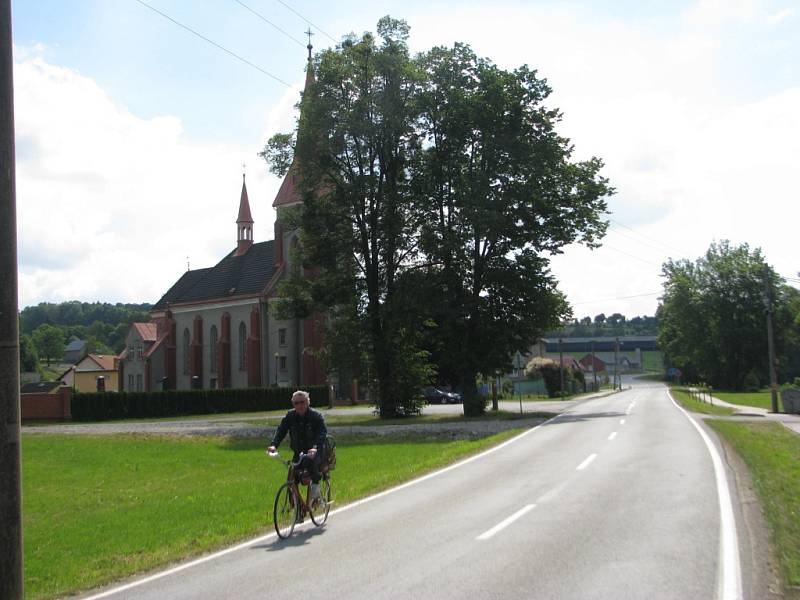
235, 173, 254, 256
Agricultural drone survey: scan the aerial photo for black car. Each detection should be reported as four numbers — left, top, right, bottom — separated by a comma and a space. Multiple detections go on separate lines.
422, 387, 461, 404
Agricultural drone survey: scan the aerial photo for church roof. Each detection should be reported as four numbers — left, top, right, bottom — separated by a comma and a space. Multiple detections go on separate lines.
273, 54, 315, 209
237, 175, 253, 223
152, 240, 275, 310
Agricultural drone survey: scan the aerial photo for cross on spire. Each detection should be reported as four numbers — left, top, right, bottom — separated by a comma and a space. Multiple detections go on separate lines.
305, 27, 314, 60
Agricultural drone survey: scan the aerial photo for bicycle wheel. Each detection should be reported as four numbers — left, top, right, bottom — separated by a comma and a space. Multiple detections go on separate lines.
309, 475, 331, 526
273, 482, 298, 539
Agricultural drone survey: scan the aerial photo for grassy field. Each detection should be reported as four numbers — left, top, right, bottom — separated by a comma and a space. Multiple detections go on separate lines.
669, 387, 735, 416
22, 429, 524, 599
713, 390, 783, 412
707, 421, 800, 598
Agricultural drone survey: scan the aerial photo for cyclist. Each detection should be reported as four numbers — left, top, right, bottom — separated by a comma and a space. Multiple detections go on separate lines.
267, 390, 328, 503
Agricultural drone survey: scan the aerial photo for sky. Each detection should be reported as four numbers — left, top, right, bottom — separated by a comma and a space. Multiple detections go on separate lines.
10, 0, 800, 320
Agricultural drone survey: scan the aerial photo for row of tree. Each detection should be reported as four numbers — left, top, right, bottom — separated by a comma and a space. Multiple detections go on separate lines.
658, 241, 800, 390
545, 314, 659, 338
262, 18, 613, 417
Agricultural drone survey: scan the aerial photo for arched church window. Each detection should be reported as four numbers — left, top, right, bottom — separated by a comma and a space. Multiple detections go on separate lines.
238, 322, 247, 371
182, 328, 191, 375
209, 326, 218, 374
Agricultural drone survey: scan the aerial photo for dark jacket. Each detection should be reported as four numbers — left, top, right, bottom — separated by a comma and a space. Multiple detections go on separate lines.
270, 407, 327, 455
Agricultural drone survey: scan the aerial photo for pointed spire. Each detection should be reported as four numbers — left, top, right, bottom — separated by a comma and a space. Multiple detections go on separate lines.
237, 173, 253, 224
235, 173, 254, 256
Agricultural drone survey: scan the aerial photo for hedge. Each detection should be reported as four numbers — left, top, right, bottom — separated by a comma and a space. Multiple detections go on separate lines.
71, 385, 330, 422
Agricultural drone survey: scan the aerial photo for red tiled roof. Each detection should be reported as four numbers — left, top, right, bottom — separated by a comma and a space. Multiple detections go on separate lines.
272, 165, 301, 208
133, 322, 157, 342
85, 354, 117, 371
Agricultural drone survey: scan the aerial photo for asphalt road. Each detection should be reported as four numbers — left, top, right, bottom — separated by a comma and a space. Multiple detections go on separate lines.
85, 381, 744, 600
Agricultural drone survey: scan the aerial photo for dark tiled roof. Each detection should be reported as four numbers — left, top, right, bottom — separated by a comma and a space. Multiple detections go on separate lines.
152, 240, 275, 310
21, 381, 63, 394
64, 339, 86, 352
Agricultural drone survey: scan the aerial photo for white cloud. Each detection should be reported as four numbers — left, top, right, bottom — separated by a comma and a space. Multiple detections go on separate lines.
14, 55, 292, 308
683, 0, 791, 26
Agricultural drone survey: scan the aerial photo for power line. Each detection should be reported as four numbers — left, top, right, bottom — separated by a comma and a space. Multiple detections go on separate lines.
274, 0, 337, 43
609, 218, 689, 259
571, 291, 662, 306
603, 244, 665, 267
234, 0, 305, 47
133, 0, 293, 88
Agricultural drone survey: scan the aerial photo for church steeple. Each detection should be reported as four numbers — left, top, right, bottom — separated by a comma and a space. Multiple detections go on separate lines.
235, 173, 254, 256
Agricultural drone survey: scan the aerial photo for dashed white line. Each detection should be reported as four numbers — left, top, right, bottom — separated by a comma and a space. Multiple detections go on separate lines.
608, 432, 618, 441
620, 418, 626, 425
576, 453, 597, 471
476, 504, 537, 540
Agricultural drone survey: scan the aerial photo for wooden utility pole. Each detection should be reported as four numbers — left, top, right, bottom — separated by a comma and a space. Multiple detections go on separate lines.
764, 266, 779, 413
614, 337, 620, 390
591, 339, 597, 392
0, 0, 23, 596
558, 338, 565, 398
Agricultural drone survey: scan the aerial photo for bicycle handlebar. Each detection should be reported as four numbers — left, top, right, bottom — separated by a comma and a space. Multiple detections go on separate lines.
267, 450, 310, 467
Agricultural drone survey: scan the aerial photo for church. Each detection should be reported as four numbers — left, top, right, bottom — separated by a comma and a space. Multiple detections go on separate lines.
119, 50, 326, 394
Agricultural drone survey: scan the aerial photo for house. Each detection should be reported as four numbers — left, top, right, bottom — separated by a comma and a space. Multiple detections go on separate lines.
579, 354, 608, 373
580, 352, 639, 373
119, 49, 327, 394
118, 322, 159, 392
71, 354, 120, 392
509, 341, 548, 378
63, 339, 88, 364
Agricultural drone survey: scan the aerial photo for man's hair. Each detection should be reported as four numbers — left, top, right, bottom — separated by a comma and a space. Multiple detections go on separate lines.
292, 390, 311, 404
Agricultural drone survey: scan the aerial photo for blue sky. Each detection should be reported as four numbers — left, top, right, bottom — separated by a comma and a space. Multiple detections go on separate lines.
11, 0, 800, 317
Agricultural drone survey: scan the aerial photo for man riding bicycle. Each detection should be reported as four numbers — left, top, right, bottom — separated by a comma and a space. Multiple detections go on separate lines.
267, 390, 328, 502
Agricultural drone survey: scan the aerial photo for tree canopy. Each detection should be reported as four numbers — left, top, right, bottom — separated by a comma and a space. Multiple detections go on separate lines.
657, 240, 800, 390
263, 17, 612, 416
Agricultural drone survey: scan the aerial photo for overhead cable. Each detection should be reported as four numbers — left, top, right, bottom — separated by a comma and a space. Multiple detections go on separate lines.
274, 0, 337, 43
133, 0, 293, 88
234, 0, 306, 47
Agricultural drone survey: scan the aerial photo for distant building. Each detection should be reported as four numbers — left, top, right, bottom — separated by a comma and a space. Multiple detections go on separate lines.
119, 50, 327, 394
63, 339, 88, 364
71, 354, 119, 392
542, 336, 657, 353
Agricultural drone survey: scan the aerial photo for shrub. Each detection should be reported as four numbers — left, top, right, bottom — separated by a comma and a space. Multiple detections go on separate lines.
71, 385, 329, 421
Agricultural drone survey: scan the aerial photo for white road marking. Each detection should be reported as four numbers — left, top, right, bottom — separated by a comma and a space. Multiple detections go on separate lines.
576, 453, 597, 470
83, 412, 568, 599
620, 419, 626, 425
608, 432, 618, 441
667, 391, 742, 600
476, 504, 537, 540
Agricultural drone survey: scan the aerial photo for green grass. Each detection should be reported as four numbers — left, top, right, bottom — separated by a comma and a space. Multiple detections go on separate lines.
670, 388, 735, 416
642, 351, 664, 372
713, 390, 783, 412
707, 421, 800, 598
22, 429, 524, 599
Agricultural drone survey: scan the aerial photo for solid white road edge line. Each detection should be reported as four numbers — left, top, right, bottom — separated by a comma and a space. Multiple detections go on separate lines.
667, 390, 742, 600
576, 453, 597, 471
83, 411, 570, 600
476, 504, 537, 540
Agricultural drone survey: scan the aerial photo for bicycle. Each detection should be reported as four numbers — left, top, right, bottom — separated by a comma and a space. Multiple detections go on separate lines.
268, 450, 332, 539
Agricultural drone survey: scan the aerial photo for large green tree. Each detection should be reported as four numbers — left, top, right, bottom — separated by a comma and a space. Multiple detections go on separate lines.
264, 18, 611, 416
411, 44, 610, 414
658, 240, 798, 390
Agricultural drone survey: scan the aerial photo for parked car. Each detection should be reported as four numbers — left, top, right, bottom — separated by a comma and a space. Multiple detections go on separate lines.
422, 387, 461, 404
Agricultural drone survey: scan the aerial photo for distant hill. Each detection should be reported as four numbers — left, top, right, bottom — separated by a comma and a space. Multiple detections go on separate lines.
20, 301, 152, 354
544, 313, 659, 339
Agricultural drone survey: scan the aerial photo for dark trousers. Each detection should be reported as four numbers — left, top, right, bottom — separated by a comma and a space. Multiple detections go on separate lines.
295, 452, 322, 484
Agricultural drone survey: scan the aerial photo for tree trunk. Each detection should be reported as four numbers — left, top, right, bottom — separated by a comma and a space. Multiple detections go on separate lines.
461, 371, 483, 417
